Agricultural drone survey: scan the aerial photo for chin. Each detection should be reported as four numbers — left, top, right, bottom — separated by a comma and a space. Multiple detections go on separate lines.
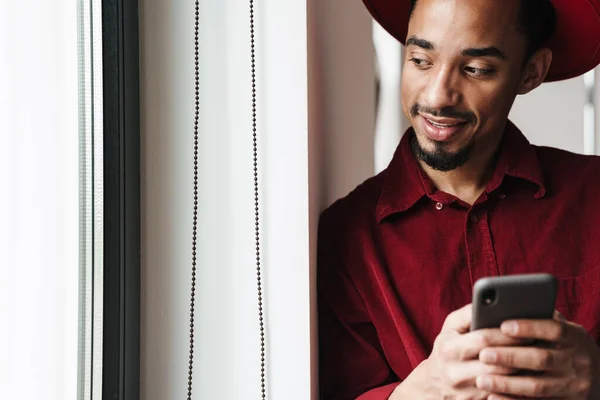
414, 128, 468, 154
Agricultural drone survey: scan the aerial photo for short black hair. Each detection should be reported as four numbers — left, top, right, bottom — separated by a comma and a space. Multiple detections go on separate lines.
408, 0, 557, 62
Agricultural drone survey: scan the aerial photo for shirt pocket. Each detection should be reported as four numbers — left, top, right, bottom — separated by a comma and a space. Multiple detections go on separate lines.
555, 275, 600, 338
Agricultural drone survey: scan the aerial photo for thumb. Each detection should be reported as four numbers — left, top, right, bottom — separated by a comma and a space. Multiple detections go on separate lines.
442, 303, 472, 333
554, 309, 566, 322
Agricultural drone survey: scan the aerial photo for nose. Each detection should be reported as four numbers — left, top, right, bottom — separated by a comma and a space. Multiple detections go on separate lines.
424, 65, 460, 111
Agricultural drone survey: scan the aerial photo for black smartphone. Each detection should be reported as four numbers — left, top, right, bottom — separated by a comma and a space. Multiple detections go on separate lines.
471, 273, 557, 331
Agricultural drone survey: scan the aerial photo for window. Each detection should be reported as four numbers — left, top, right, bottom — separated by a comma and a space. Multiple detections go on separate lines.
2, 1, 140, 399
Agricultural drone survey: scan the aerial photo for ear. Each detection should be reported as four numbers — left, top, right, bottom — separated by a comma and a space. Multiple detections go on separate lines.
517, 48, 553, 95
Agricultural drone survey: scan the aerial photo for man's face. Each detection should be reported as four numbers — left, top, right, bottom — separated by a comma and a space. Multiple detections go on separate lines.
401, 0, 529, 171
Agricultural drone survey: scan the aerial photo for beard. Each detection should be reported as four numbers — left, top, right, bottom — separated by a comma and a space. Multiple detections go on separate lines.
409, 103, 475, 172
410, 132, 473, 172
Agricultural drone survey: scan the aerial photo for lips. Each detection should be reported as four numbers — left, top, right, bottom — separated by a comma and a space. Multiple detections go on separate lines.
426, 119, 463, 128
420, 114, 468, 142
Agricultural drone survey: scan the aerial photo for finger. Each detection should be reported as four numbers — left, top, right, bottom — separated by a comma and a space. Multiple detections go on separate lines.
443, 303, 472, 333
475, 374, 591, 398
479, 346, 572, 372
442, 329, 528, 361
444, 360, 517, 389
487, 395, 564, 400
500, 319, 579, 344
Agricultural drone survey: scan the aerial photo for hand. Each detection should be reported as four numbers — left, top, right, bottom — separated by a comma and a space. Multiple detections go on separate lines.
392, 304, 527, 399
475, 312, 600, 399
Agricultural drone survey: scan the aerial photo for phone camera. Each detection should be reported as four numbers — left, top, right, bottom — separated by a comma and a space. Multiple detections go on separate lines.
481, 289, 496, 306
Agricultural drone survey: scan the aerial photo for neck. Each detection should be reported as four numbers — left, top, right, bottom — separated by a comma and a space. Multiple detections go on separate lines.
417, 135, 503, 205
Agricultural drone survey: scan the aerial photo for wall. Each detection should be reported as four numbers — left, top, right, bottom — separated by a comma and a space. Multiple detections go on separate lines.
510, 77, 587, 154
0, 1, 79, 399
307, 0, 376, 207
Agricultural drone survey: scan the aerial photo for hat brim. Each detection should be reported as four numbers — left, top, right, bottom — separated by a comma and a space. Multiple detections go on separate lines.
363, 0, 600, 82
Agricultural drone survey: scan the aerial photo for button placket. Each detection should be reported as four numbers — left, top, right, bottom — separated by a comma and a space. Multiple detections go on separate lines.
480, 211, 500, 276
465, 206, 499, 283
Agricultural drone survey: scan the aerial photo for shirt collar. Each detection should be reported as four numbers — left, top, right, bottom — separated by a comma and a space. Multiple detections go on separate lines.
376, 120, 546, 222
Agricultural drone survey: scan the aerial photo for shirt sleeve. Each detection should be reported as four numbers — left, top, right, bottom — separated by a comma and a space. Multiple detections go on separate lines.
355, 383, 401, 399
318, 210, 400, 400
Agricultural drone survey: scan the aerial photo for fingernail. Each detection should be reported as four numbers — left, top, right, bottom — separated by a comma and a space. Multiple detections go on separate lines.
502, 321, 518, 335
480, 350, 497, 363
477, 376, 493, 390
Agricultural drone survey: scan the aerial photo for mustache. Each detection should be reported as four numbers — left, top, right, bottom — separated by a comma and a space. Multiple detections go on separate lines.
410, 104, 475, 123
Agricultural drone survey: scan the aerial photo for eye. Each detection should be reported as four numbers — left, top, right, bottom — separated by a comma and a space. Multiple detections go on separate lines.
409, 57, 432, 68
464, 66, 495, 76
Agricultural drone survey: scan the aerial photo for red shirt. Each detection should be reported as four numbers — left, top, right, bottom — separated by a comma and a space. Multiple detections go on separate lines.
317, 122, 600, 400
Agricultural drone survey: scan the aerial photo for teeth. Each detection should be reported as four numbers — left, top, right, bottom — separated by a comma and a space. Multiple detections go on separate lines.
428, 119, 460, 128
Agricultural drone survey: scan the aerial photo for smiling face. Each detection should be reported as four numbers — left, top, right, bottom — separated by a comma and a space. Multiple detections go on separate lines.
402, 0, 550, 172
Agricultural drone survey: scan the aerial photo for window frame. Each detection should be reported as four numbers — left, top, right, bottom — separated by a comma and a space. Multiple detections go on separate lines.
101, 0, 141, 398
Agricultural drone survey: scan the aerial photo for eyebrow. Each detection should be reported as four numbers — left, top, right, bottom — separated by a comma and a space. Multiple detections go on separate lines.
406, 35, 508, 60
406, 35, 434, 50
462, 47, 508, 60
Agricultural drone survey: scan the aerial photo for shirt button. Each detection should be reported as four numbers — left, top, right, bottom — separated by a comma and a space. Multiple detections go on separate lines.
498, 193, 506, 200
435, 202, 443, 210
470, 214, 479, 223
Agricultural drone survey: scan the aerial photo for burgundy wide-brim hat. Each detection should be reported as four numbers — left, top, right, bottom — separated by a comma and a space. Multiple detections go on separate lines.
363, 0, 600, 82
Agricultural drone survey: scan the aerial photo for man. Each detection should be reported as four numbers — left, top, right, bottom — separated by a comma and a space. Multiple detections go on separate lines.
317, 0, 600, 399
